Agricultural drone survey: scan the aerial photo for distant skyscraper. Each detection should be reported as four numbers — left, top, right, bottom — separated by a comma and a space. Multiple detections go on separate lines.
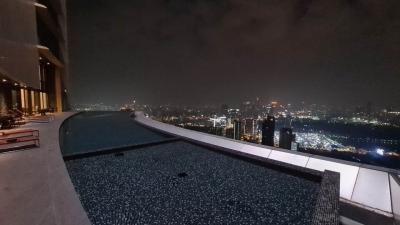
366, 102, 372, 119
241, 101, 251, 117
233, 120, 242, 140
244, 118, 256, 137
269, 101, 278, 116
291, 142, 299, 151
261, 116, 275, 146
221, 104, 229, 116
225, 127, 234, 139
279, 128, 295, 150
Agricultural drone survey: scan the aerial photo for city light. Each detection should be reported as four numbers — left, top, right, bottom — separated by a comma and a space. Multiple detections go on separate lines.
144, 98, 400, 170
376, 148, 385, 156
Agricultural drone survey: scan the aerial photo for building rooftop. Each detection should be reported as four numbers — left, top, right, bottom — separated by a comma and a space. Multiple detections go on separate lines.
60, 111, 339, 225
0, 111, 398, 225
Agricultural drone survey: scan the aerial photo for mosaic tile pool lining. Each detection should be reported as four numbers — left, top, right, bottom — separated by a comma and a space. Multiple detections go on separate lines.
66, 141, 321, 225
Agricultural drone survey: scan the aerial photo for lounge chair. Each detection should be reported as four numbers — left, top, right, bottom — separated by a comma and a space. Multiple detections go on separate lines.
0, 129, 40, 152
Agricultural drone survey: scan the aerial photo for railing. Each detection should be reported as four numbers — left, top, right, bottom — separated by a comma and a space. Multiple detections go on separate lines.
0, 129, 40, 152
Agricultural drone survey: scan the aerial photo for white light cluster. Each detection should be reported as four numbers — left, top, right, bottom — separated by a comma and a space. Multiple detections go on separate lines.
274, 131, 345, 151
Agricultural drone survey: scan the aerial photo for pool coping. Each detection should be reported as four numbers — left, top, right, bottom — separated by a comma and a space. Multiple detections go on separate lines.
132, 113, 341, 224
134, 112, 398, 216
59, 112, 177, 160
62, 138, 180, 161
62, 111, 340, 225
65, 138, 340, 225
182, 139, 341, 225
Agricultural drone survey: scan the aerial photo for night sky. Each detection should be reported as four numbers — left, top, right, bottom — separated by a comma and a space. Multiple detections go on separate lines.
68, 0, 400, 107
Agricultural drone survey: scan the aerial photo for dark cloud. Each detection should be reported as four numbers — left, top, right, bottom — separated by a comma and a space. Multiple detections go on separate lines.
68, 0, 400, 107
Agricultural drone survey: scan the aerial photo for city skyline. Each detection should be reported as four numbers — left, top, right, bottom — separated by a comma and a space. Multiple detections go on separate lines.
72, 98, 400, 113
1, 1, 399, 225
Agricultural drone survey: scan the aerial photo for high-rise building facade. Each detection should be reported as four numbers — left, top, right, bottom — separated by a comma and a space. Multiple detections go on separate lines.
261, 116, 275, 146
244, 118, 256, 137
233, 119, 242, 140
0, 0, 69, 114
225, 127, 234, 139
279, 127, 295, 150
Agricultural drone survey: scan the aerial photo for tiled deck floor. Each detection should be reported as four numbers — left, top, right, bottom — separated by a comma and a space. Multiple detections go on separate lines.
0, 113, 90, 225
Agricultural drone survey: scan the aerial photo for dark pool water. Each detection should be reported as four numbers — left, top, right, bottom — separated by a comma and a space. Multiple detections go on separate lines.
60, 111, 171, 156
66, 141, 320, 225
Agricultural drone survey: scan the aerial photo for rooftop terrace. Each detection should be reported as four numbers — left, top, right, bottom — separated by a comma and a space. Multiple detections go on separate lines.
60, 112, 339, 225
0, 111, 398, 225
135, 111, 400, 225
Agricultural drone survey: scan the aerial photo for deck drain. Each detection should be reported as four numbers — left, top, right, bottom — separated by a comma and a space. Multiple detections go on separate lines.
114, 152, 124, 157
177, 172, 188, 178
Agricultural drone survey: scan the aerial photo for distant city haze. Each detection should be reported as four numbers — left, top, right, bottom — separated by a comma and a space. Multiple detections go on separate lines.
68, 0, 400, 107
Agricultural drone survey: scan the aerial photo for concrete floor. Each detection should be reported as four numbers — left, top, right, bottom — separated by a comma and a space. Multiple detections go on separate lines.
0, 112, 91, 225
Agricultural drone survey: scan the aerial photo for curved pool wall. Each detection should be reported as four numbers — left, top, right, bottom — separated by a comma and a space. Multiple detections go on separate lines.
66, 141, 324, 225
59, 111, 172, 157
60, 111, 339, 225
0, 112, 91, 225
134, 112, 399, 216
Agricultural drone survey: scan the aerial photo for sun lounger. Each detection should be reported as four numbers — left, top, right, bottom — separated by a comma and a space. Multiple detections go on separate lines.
0, 129, 40, 153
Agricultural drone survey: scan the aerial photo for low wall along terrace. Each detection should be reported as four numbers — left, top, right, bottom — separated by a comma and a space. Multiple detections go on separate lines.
135, 111, 399, 216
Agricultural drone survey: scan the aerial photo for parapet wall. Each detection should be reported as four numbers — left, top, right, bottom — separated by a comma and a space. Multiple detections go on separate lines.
135, 112, 399, 216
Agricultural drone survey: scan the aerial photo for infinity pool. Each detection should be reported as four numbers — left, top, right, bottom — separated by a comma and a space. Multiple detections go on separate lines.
60, 111, 171, 156
61, 112, 327, 225
66, 141, 320, 225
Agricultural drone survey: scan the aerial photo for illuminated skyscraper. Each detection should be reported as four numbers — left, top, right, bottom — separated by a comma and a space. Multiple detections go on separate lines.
220, 104, 228, 116
261, 116, 275, 146
244, 118, 256, 137
225, 127, 234, 139
233, 120, 242, 140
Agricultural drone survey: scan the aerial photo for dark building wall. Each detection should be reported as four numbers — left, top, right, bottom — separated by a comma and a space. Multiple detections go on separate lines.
0, 0, 40, 88
225, 127, 234, 139
244, 119, 256, 136
233, 120, 242, 140
41, 0, 69, 69
0, 0, 69, 112
0, 86, 9, 114
37, 16, 60, 58
262, 116, 275, 146
279, 128, 295, 150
